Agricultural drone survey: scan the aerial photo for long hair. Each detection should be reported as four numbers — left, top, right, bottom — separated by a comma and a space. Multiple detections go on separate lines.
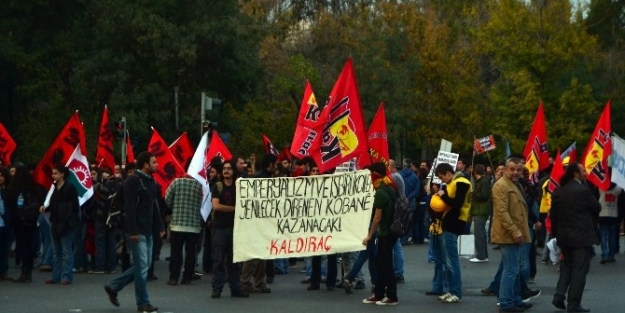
5, 165, 38, 206
52, 163, 70, 182
0, 166, 11, 187
560, 162, 582, 187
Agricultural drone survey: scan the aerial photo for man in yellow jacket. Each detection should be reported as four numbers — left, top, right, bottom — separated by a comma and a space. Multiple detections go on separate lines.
491, 158, 532, 312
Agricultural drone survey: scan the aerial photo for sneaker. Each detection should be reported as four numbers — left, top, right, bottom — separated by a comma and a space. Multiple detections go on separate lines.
39, 265, 52, 272
147, 275, 158, 281
211, 290, 221, 299
600, 258, 608, 264
441, 294, 462, 303
301, 277, 311, 284
343, 279, 354, 294
396, 275, 405, 283
166, 279, 178, 285
481, 287, 497, 296
137, 304, 158, 312
376, 297, 398, 306
45, 279, 58, 284
60, 279, 71, 285
522, 289, 541, 302
438, 293, 452, 301
363, 295, 381, 304
104, 285, 120, 307
355, 281, 366, 290
89, 270, 106, 274
469, 258, 489, 263
541, 259, 549, 264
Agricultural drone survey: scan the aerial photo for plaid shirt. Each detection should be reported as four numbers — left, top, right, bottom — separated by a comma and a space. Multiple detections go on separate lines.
165, 177, 203, 233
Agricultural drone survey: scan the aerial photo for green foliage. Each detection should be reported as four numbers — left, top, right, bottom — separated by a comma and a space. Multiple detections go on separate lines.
0, 0, 621, 168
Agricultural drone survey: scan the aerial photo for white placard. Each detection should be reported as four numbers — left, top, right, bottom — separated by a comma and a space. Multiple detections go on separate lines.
233, 170, 375, 262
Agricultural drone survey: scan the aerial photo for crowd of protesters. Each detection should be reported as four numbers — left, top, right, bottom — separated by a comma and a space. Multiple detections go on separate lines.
0, 152, 624, 313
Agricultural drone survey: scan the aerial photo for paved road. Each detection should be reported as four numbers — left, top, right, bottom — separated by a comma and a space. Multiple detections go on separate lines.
1, 237, 624, 313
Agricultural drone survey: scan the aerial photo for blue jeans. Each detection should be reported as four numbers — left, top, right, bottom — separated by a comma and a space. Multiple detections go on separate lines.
107, 234, 153, 306
95, 219, 117, 271
52, 229, 74, 282
488, 243, 532, 297
273, 259, 289, 274
346, 232, 377, 284
430, 234, 447, 293
393, 238, 404, 277
600, 223, 618, 259
38, 214, 53, 266
499, 244, 524, 309
441, 231, 462, 297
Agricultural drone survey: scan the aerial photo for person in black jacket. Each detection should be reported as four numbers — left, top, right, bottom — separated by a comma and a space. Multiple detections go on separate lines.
43, 164, 80, 285
104, 152, 165, 313
550, 163, 601, 313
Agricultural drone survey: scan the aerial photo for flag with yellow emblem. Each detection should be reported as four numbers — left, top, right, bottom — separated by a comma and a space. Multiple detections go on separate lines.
313, 57, 368, 173
581, 101, 612, 191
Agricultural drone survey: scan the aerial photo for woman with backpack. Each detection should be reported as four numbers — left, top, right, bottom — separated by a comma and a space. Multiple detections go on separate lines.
43, 164, 80, 285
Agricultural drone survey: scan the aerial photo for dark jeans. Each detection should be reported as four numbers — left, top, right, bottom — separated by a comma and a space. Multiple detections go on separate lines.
14, 224, 36, 273
202, 226, 212, 273
0, 226, 12, 275
375, 235, 398, 300
169, 231, 199, 281
211, 227, 242, 293
554, 246, 592, 307
73, 222, 89, 271
95, 219, 117, 271
312, 254, 337, 288
412, 200, 426, 243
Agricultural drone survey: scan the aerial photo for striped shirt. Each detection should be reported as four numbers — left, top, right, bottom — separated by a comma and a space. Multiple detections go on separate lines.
165, 177, 203, 233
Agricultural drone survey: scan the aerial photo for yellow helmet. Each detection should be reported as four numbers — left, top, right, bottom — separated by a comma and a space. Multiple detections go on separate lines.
430, 194, 451, 213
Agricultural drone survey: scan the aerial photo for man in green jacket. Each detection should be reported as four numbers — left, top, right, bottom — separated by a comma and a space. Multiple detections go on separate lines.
470, 164, 492, 263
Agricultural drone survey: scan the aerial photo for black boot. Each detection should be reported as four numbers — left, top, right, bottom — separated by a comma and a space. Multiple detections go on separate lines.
13, 266, 32, 283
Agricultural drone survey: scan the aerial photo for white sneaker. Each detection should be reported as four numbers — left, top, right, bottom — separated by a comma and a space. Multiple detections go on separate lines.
438, 293, 452, 301
469, 258, 489, 263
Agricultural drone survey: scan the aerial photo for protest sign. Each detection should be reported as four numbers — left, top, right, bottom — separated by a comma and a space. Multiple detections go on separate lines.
428, 151, 459, 184
233, 170, 375, 262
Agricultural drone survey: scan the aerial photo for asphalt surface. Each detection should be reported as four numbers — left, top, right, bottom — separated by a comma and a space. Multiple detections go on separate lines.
1, 236, 624, 313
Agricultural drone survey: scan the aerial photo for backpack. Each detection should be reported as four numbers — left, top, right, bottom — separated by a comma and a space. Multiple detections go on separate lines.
106, 177, 146, 230
386, 189, 414, 237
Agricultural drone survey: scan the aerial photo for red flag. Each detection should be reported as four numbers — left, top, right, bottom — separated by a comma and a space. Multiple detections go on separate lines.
0, 122, 17, 166
561, 142, 577, 165
262, 134, 279, 156
313, 57, 369, 173
168, 132, 194, 170
95, 106, 115, 174
147, 127, 185, 197
33, 112, 86, 187
547, 150, 564, 194
278, 146, 292, 162
126, 130, 135, 164
473, 135, 497, 154
581, 101, 612, 191
523, 102, 549, 182
358, 102, 388, 170
291, 80, 324, 159
206, 131, 232, 163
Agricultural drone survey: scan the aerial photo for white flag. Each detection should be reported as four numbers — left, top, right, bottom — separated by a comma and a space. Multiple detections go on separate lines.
187, 131, 212, 221
612, 134, 625, 189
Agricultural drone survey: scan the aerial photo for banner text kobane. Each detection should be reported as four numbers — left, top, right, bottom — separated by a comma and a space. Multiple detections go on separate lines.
233, 170, 375, 262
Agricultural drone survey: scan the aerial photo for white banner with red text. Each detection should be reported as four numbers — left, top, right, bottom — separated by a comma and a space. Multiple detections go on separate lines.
233, 170, 375, 262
